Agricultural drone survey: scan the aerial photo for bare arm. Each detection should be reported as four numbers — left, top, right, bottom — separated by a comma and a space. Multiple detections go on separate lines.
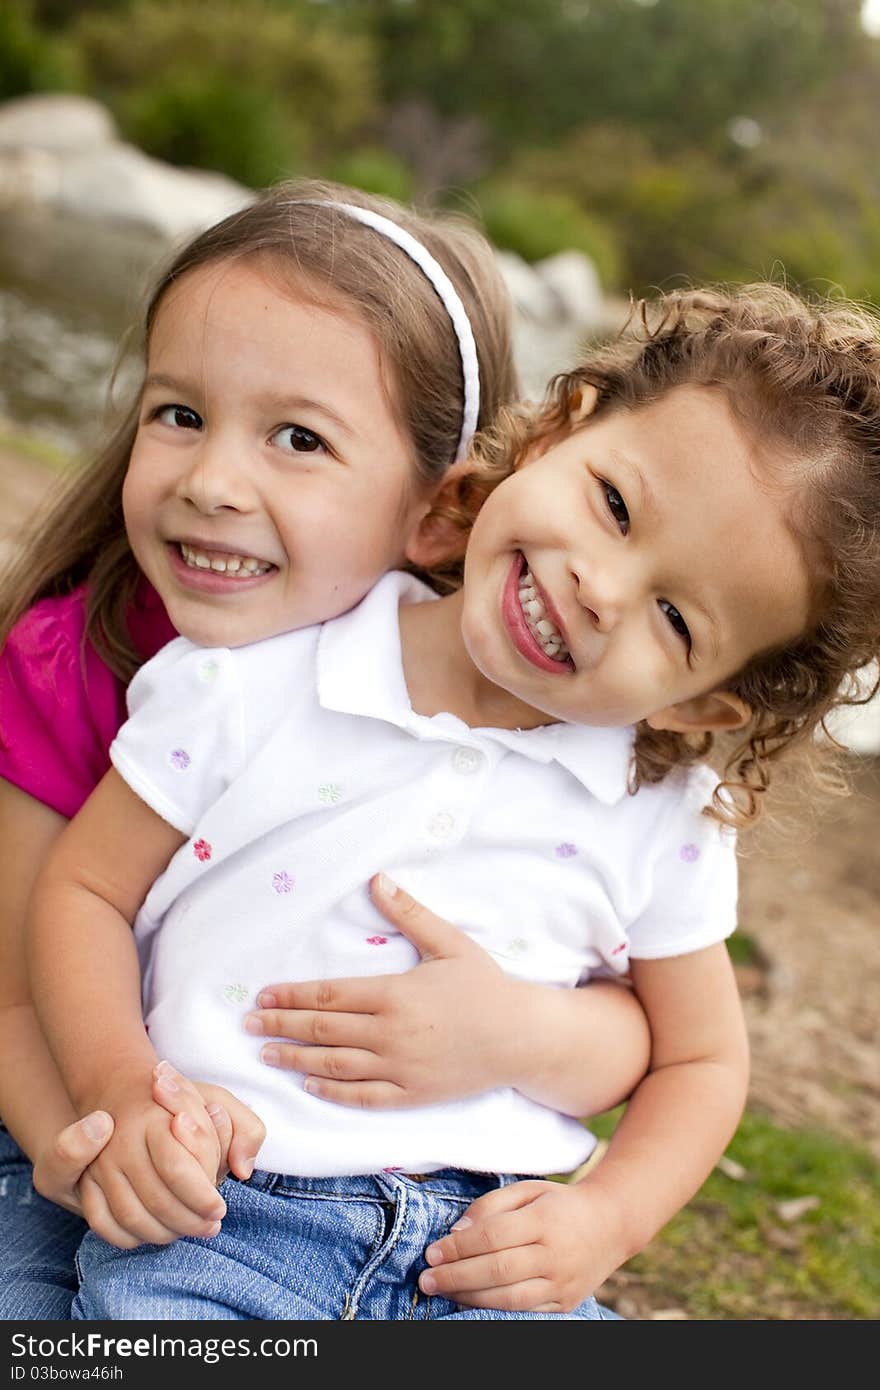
27, 769, 227, 1244
0, 778, 83, 1159
416, 942, 748, 1312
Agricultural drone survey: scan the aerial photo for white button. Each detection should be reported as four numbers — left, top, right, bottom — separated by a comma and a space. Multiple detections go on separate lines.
428, 811, 456, 840
452, 746, 484, 775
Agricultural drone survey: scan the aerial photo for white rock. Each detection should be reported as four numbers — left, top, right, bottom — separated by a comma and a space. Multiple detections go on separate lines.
53, 144, 253, 240
533, 249, 605, 329
0, 93, 117, 152
494, 248, 558, 324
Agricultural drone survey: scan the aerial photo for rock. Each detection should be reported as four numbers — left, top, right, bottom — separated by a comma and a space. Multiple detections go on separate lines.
494, 249, 559, 325
52, 144, 253, 240
775, 1195, 820, 1223
0, 93, 117, 152
533, 249, 605, 329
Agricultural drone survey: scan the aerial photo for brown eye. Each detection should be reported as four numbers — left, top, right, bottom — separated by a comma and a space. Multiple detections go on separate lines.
274, 424, 325, 454
602, 482, 630, 535
156, 404, 202, 430
659, 599, 691, 647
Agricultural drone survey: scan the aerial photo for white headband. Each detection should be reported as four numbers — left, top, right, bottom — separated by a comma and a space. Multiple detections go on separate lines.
316, 201, 481, 463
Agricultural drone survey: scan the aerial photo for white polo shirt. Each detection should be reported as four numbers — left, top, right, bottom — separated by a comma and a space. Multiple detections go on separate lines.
111, 571, 738, 1178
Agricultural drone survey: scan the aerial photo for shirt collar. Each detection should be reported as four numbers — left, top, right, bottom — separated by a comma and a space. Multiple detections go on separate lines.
317, 570, 634, 806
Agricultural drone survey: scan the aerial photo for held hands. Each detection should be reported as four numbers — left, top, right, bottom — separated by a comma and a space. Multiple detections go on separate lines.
417, 1176, 629, 1314
35, 1063, 265, 1249
244, 874, 520, 1108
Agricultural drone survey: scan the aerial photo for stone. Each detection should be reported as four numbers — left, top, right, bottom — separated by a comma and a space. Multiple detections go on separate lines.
0, 93, 117, 153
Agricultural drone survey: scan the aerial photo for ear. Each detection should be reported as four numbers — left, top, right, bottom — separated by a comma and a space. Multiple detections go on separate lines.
404, 460, 472, 570
645, 689, 752, 735
568, 383, 599, 425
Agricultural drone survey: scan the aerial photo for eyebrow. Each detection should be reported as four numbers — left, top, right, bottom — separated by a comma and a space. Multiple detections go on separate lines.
609, 448, 722, 661
141, 374, 355, 438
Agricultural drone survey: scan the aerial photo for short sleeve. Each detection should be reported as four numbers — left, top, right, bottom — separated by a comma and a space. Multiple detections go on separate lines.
626, 767, 738, 960
109, 639, 246, 836
0, 592, 124, 818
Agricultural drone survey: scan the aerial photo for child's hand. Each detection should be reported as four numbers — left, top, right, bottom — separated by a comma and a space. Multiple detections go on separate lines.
150, 1063, 266, 1182
244, 875, 518, 1108
417, 1178, 627, 1314
77, 1069, 226, 1250
32, 1111, 115, 1216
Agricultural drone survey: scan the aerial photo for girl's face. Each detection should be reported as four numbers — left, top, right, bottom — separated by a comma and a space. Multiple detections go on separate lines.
123, 258, 433, 648
459, 385, 814, 731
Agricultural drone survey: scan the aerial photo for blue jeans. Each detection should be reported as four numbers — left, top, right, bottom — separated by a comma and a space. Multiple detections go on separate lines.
72, 1168, 620, 1321
0, 1125, 87, 1320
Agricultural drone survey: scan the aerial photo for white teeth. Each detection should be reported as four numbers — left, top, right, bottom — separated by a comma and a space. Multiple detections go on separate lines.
179, 543, 272, 578
517, 567, 571, 662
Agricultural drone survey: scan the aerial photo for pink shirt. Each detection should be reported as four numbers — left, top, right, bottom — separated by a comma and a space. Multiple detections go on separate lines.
0, 581, 175, 818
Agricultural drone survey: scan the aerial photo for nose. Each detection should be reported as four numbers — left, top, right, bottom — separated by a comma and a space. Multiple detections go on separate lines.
571, 556, 629, 633
176, 434, 257, 515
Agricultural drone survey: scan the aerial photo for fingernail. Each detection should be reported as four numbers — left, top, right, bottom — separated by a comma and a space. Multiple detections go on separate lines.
240, 1157, 255, 1179
376, 873, 398, 897
302, 1078, 319, 1095
451, 1216, 471, 1231
206, 1104, 225, 1127
425, 1243, 444, 1266
205, 1221, 222, 1239
178, 1112, 198, 1133
257, 991, 276, 1008
155, 1060, 180, 1092
81, 1112, 111, 1142
419, 1273, 437, 1294
244, 1015, 264, 1035
261, 1045, 281, 1067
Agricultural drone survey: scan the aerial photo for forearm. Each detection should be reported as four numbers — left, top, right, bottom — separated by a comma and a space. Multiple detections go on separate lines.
503, 977, 651, 1116
0, 1000, 81, 1160
28, 873, 158, 1113
578, 1047, 749, 1261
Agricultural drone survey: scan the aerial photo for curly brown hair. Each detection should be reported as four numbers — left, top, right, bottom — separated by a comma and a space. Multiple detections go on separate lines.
434, 283, 880, 829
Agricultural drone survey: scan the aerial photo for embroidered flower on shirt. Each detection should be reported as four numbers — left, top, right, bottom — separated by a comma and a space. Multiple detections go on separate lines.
612, 942, 628, 956
317, 783, 343, 804
555, 842, 578, 858
506, 937, 528, 956
198, 659, 220, 683
366, 935, 388, 946
169, 748, 191, 770
193, 839, 212, 862
224, 983, 249, 1004
272, 871, 295, 895
680, 843, 700, 863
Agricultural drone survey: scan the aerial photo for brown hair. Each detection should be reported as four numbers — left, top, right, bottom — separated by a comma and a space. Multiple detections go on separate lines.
0, 179, 517, 681
444, 283, 880, 828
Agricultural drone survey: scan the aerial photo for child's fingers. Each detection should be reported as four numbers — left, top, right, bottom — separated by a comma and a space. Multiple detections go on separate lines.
170, 1104, 232, 1181
295, 1076, 406, 1109
245, 1007, 378, 1048
259, 1042, 382, 1081
422, 1183, 540, 1269
146, 1127, 226, 1225
78, 1172, 144, 1250
85, 1163, 207, 1248
32, 1112, 114, 1213
369, 873, 477, 960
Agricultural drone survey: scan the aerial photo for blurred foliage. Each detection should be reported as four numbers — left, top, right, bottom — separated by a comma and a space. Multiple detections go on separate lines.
474, 181, 621, 288
68, 0, 376, 186
0, 1, 78, 100
5, 0, 880, 297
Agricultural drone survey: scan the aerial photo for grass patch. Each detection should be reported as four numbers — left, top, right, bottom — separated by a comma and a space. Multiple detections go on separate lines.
587, 1108, 879, 1319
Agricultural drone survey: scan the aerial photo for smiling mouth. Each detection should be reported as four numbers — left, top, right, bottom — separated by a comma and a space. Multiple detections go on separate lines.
517, 565, 571, 662
177, 542, 275, 578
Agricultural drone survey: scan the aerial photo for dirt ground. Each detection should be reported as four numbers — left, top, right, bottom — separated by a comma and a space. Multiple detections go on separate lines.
2, 445, 878, 1161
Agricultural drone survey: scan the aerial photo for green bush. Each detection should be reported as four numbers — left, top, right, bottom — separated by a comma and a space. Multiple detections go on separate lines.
123, 76, 296, 188
327, 147, 414, 205
0, 0, 77, 100
473, 180, 621, 288
70, 0, 378, 184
